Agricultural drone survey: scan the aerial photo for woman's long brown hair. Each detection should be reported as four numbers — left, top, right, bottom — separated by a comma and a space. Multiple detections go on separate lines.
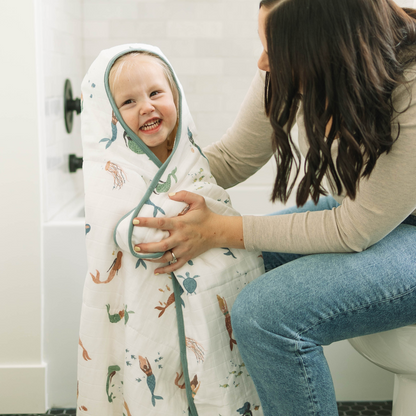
262, 0, 416, 206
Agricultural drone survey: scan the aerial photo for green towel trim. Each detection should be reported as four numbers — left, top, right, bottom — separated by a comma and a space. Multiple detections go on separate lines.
172, 272, 199, 416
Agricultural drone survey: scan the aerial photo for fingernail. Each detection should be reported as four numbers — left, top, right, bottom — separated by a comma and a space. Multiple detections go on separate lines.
133, 219, 140, 225
155, 272, 159, 275
134, 246, 141, 252
169, 192, 176, 196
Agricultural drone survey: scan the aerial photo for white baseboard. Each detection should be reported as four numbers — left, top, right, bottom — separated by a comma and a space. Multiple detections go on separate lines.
0, 364, 47, 414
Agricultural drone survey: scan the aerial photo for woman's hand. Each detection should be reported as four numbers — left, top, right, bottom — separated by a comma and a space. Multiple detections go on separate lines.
132, 191, 244, 274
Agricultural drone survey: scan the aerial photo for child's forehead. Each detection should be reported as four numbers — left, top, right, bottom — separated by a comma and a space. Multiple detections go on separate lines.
117, 53, 162, 71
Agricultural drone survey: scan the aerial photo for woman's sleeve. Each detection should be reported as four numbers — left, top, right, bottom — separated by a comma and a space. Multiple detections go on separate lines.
204, 69, 274, 189
243, 66, 416, 254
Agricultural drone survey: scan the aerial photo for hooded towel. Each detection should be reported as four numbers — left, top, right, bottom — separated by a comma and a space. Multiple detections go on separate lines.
78, 43, 265, 416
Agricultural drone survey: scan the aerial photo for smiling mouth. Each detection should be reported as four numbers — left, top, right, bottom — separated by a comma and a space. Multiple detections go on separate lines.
140, 119, 161, 131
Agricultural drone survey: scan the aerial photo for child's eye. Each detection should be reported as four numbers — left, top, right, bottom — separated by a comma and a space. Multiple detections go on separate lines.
123, 99, 133, 105
150, 91, 160, 98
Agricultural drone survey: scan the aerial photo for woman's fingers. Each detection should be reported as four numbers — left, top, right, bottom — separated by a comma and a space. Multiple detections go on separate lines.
132, 216, 173, 231
132, 190, 205, 229
155, 257, 188, 274
168, 190, 206, 209
132, 190, 217, 272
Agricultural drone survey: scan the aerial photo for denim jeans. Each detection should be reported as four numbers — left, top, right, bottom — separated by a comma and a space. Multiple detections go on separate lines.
231, 196, 416, 416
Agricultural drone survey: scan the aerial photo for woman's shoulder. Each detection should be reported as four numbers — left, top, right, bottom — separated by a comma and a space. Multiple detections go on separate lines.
392, 46, 416, 109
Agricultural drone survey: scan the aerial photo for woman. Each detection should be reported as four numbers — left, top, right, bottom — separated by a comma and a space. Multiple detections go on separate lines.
132, 0, 416, 414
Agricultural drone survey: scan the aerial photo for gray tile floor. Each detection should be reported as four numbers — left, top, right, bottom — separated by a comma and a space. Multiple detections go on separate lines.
337, 401, 392, 416
3, 401, 393, 416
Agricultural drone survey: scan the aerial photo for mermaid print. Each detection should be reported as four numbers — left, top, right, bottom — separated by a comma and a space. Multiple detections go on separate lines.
187, 127, 207, 160
106, 304, 135, 324
153, 167, 177, 194
106, 365, 121, 403
90, 251, 122, 284
138, 356, 163, 407
123, 131, 145, 155
217, 295, 237, 351
174, 373, 200, 398
144, 199, 166, 217
99, 112, 118, 148
155, 284, 184, 317
78, 338, 92, 361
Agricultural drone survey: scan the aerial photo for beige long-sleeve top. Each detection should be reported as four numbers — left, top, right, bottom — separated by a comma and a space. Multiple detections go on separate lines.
204, 63, 416, 254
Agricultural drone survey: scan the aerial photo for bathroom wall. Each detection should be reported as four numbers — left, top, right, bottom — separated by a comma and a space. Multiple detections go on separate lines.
40, 0, 84, 222
0, 0, 45, 413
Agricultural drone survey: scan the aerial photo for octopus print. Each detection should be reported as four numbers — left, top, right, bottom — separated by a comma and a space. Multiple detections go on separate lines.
105, 161, 126, 189
186, 337, 205, 363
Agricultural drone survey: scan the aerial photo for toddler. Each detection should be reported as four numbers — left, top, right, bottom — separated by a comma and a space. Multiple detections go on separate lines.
78, 44, 265, 416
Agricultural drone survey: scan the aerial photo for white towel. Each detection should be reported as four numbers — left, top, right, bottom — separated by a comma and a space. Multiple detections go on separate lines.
78, 43, 265, 416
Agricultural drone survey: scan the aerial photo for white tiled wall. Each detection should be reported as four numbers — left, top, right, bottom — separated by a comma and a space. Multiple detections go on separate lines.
82, 0, 261, 147
39, 0, 84, 222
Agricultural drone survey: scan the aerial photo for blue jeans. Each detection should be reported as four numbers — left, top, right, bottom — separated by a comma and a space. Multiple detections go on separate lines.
231, 196, 416, 416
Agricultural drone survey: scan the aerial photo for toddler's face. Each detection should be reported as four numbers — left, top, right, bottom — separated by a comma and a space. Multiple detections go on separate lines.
112, 55, 177, 162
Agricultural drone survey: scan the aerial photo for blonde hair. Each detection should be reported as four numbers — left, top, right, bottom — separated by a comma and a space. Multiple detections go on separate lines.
109, 51, 179, 109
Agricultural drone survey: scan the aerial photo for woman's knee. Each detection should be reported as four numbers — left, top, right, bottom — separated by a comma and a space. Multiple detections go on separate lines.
231, 283, 257, 339
231, 272, 289, 340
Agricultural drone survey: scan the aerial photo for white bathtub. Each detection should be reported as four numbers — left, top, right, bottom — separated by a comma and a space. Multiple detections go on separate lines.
43, 194, 87, 408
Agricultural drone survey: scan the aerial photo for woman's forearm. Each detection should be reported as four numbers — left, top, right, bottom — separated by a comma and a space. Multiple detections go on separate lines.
210, 213, 245, 250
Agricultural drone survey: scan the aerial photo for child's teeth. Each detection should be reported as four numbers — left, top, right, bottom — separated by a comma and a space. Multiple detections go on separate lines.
141, 119, 160, 130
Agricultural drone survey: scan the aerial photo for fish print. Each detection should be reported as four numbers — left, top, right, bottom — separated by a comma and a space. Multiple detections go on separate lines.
217, 295, 237, 351
139, 356, 163, 406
